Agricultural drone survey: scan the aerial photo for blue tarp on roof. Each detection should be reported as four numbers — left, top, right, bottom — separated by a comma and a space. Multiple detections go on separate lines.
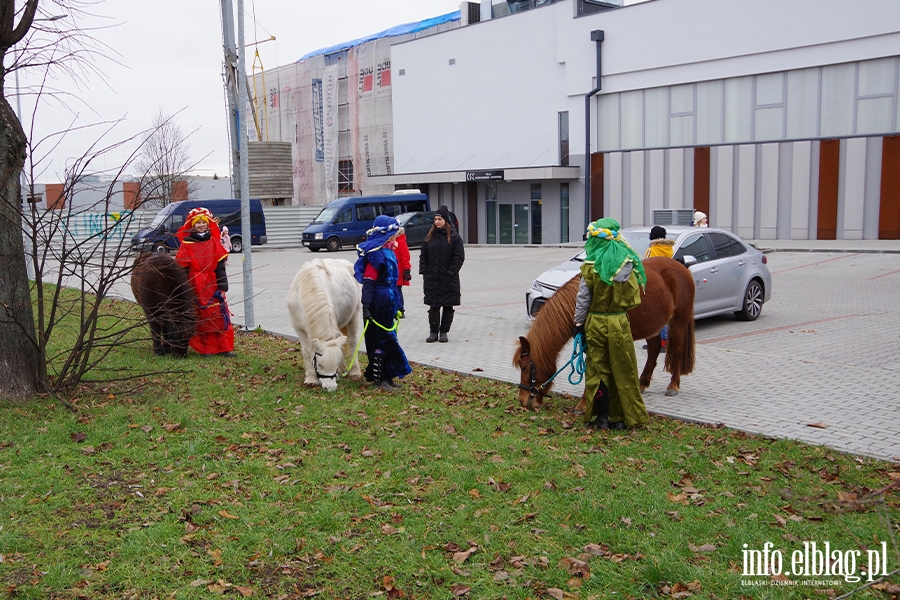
297, 11, 461, 62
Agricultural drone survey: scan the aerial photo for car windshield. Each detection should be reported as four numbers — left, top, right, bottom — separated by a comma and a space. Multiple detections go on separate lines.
312, 206, 340, 224
148, 204, 176, 228
396, 213, 414, 226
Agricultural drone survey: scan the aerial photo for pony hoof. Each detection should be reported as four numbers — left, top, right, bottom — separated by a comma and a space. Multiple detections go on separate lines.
665, 389, 679, 397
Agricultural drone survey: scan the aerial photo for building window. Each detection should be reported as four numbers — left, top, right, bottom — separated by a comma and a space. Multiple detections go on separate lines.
339, 160, 354, 193
754, 72, 785, 140
486, 184, 497, 244
559, 111, 569, 166
560, 183, 569, 243
530, 184, 542, 244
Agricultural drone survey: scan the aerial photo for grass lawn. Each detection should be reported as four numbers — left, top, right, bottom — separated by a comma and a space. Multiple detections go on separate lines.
1, 313, 898, 599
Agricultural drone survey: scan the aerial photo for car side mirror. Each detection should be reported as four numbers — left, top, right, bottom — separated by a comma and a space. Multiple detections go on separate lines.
682, 255, 698, 268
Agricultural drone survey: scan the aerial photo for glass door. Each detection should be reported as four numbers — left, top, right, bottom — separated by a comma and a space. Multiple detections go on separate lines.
515, 204, 529, 244
499, 204, 513, 244
497, 203, 531, 244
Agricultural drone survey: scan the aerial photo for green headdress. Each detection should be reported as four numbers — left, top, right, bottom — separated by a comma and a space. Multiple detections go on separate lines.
584, 218, 647, 287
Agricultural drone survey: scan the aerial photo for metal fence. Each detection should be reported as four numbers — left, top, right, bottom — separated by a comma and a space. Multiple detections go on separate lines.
27, 205, 323, 254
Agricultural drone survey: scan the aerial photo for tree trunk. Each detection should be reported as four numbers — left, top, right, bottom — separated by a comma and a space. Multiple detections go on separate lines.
0, 74, 40, 400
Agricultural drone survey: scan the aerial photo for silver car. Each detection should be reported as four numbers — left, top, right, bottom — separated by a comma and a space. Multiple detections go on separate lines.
525, 226, 773, 321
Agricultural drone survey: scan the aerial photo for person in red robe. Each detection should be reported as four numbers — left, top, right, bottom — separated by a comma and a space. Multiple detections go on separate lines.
175, 207, 235, 356
394, 227, 412, 317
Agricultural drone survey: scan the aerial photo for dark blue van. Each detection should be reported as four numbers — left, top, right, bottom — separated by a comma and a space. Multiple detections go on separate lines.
302, 191, 429, 252
131, 199, 267, 253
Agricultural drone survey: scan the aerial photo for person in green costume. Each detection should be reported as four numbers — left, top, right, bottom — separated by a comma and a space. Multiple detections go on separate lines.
572, 218, 650, 430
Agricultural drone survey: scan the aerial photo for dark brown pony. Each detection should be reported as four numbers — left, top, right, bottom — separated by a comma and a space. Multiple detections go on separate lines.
131, 252, 197, 358
513, 257, 695, 409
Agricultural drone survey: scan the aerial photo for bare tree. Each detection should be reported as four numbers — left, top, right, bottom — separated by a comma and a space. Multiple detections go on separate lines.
135, 109, 198, 208
0, 1, 189, 398
0, 0, 41, 399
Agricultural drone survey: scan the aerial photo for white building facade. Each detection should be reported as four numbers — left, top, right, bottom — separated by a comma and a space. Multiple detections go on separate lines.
382, 0, 900, 243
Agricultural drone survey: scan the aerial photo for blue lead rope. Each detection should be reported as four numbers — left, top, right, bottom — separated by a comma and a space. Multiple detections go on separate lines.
542, 333, 587, 389
569, 333, 587, 385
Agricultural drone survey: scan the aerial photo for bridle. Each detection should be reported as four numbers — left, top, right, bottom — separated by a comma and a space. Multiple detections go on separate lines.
313, 352, 338, 382
517, 350, 549, 408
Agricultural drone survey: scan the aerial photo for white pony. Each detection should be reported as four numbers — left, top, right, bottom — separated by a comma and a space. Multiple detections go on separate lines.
286, 258, 363, 392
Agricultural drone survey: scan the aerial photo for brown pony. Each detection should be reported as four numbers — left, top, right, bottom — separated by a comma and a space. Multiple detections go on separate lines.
513, 257, 695, 409
131, 252, 197, 358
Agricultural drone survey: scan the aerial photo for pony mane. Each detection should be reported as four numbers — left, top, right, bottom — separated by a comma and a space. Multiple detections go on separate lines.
292, 261, 343, 341
516, 275, 580, 388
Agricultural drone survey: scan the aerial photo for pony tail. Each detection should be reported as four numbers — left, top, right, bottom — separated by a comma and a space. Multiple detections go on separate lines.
664, 310, 695, 376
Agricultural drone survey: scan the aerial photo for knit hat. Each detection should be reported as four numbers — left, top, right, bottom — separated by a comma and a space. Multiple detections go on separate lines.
649, 226, 667, 240
176, 206, 221, 242
435, 206, 451, 225
356, 215, 400, 255
693, 211, 707, 225
584, 218, 647, 287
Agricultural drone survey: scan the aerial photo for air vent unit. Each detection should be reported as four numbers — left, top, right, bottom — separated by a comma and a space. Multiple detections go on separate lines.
652, 209, 695, 226
460, 1, 481, 24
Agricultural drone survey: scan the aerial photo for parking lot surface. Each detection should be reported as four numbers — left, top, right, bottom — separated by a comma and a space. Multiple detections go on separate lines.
212, 242, 900, 462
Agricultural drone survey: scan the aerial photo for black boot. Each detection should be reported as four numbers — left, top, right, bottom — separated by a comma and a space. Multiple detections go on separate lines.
587, 381, 611, 429
427, 307, 441, 342
368, 351, 384, 383
439, 306, 455, 333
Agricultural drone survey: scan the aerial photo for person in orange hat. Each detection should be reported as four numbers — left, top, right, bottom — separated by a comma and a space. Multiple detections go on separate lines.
175, 207, 235, 357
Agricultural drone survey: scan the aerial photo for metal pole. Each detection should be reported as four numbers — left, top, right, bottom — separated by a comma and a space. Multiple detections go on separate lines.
219, 0, 242, 197
236, 0, 255, 330
15, 48, 35, 280
583, 30, 604, 236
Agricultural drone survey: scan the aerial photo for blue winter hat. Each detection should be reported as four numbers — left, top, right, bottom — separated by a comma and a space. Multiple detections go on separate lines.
357, 215, 401, 255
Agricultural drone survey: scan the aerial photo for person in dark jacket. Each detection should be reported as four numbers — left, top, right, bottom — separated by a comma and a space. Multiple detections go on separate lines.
419, 205, 465, 343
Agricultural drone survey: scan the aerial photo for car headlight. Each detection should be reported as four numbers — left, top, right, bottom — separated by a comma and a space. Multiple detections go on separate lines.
314, 233, 323, 240
531, 280, 542, 292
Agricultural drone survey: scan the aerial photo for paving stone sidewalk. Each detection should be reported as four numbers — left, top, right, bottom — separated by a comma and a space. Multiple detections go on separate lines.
213, 243, 900, 463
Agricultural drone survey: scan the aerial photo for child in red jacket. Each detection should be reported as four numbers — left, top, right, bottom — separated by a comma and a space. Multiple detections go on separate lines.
394, 228, 412, 317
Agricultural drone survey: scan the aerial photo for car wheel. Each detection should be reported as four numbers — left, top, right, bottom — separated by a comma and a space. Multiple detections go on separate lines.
734, 279, 764, 321
230, 237, 243, 253
153, 244, 168, 254
326, 237, 341, 252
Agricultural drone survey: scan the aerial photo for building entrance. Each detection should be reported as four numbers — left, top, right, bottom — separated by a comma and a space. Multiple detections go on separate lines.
498, 203, 529, 244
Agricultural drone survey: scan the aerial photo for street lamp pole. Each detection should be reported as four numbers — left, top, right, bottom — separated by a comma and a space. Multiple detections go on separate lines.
583, 29, 604, 237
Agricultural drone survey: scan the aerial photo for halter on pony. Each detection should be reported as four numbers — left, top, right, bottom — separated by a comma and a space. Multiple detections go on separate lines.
518, 334, 586, 409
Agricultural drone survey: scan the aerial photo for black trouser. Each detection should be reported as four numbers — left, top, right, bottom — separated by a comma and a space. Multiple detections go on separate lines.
428, 305, 455, 333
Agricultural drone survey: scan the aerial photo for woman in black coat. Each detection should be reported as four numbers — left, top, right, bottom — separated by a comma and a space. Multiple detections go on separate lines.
419, 205, 465, 343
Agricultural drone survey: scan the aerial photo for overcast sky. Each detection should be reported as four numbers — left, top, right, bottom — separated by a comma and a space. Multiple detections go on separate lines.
17, 0, 464, 183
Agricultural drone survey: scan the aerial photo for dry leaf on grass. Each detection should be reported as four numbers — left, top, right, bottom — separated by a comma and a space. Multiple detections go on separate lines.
453, 546, 477, 563
667, 491, 688, 504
